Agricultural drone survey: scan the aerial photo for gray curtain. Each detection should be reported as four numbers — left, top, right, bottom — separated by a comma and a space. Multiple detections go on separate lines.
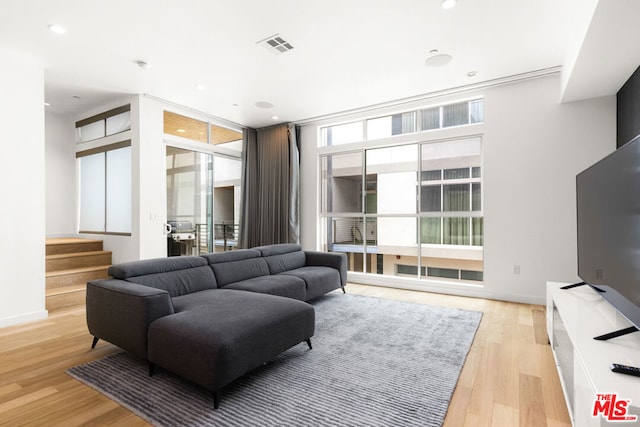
239, 123, 300, 248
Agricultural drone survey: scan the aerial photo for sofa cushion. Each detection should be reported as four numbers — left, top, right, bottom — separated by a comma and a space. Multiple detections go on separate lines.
223, 274, 307, 301
201, 249, 262, 264
280, 266, 342, 300
253, 243, 302, 257
202, 250, 270, 287
262, 251, 307, 275
108, 256, 217, 297
148, 289, 315, 392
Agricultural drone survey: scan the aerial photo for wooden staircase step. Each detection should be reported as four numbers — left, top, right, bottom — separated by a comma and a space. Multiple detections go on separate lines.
46, 238, 104, 256
46, 285, 86, 312
46, 265, 111, 290
46, 251, 112, 272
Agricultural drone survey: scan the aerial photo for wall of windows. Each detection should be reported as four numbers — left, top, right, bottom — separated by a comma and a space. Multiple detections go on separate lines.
318, 98, 484, 285
320, 131, 483, 284
320, 98, 484, 146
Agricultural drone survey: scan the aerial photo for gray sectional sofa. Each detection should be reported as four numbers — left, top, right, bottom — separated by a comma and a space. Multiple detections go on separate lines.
85, 244, 347, 408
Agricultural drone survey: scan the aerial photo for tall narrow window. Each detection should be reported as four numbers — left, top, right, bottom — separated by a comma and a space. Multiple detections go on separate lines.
77, 141, 132, 234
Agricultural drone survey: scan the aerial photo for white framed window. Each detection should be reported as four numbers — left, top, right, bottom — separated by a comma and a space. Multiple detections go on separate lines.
77, 141, 131, 235
319, 98, 484, 147
76, 105, 131, 143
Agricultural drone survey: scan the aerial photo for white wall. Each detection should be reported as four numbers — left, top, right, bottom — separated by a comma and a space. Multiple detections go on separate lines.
138, 96, 172, 260
45, 111, 76, 236
300, 74, 615, 304
0, 49, 47, 327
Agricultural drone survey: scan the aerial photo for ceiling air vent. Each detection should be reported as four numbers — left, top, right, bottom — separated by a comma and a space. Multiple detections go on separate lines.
257, 34, 294, 54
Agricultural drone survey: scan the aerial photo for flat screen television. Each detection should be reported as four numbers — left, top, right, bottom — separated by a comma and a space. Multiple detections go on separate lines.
576, 134, 640, 340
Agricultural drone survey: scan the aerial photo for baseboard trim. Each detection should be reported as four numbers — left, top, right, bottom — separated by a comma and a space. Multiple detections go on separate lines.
347, 273, 546, 306
0, 310, 48, 328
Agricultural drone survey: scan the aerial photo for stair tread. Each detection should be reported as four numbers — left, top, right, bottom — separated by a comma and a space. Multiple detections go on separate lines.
46, 284, 86, 297
46, 265, 111, 278
46, 250, 112, 260
46, 238, 104, 246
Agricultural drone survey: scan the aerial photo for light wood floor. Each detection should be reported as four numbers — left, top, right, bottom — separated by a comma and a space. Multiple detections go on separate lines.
0, 284, 571, 426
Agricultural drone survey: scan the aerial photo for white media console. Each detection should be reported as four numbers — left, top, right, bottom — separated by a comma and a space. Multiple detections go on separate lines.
547, 282, 640, 426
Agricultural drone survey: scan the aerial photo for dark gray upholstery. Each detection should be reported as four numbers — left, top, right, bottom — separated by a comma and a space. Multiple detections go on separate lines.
86, 244, 347, 407
260, 249, 307, 275
148, 289, 314, 392
280, 266, 342, 300
201, 249, 261, 264
86, 279, 174, 359
109, 256, 207, 279
222, 274, 306, 300
253, 243, 302, 256
208, 258, 270, 287
306, 251, 348, 287
109, 256, 217, 297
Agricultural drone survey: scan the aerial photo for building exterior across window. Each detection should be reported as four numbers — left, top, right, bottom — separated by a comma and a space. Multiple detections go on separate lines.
319, 99, 483, 285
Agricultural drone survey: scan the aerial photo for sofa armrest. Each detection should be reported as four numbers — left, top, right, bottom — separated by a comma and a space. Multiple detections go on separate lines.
86, 279, 175, 359
304, 251, 348, 287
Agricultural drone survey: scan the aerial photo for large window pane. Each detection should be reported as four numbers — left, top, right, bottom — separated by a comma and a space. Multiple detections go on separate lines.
443, 217, 470, 245
366, 145, 417, 215
367, 112, 416, 140
420, 107, 440, 130
320, 122, 363, 146
214, 155, 241, 252
78, 121, 105, 142
443, 168, 470, 180
421, 186, 441, 212
106, 111, 131, 136
472, 217, 483, 246
321, 152, 363, 213
470, 99, 484, 124
443, 184, 470, 211
421, 217, 441, 244
79, 153, 105, 231
472, 183, 481, 211
106, 147, 131, 233
79, 144, 131, 234
442, 102, 469, 128
321, 136, 483, 284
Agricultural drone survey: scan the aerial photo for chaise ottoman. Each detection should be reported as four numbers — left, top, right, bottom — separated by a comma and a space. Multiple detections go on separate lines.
146, 289, 315, 408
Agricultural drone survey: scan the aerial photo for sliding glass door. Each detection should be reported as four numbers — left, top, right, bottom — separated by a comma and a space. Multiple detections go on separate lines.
166, 146, 242, 256
166, 146, 213, 256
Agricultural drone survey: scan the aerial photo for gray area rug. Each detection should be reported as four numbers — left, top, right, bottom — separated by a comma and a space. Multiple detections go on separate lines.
67, 293, 482, 427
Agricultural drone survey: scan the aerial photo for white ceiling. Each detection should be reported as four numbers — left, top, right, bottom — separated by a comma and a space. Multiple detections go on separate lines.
1, 0, 639, 128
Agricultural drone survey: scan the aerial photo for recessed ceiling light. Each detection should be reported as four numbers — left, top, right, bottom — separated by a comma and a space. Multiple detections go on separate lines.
467, 71, 477, 77
232, 103, 240, 107
272, 115, 279, 120
441, 0, 457, 9
425, 50, 452, 67
177, 129, 186, 133
196, 84, 206, 91
255, 101, 274, 109
48, 24, 66, 34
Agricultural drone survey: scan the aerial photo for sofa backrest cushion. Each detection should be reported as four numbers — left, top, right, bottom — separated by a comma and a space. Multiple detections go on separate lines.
253, 243, 302, 257
252, 244, 306, 275
201, 249, 270, 287
108, 256, 217, 297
